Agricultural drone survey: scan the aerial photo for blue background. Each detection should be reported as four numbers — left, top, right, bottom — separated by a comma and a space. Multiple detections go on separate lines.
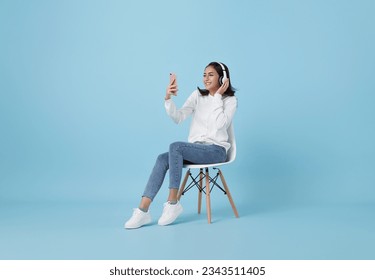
1, 0, 374, 259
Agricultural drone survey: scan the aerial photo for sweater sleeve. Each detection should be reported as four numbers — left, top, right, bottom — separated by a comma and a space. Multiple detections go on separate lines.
164, 91, 197, 124
209, 94, 237, 130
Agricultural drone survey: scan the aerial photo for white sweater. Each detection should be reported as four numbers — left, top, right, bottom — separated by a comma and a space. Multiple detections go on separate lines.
165, 89, 237, 152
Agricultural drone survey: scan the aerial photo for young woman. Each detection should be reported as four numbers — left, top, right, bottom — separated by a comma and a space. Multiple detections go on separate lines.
125, 62, 237, 229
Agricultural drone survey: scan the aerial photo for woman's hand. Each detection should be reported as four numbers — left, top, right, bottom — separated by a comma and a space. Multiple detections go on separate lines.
216, 79, 229, 95
165, 83, 178, 100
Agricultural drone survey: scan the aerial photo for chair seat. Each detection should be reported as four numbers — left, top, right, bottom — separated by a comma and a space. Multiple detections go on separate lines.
183, 159, 234, 169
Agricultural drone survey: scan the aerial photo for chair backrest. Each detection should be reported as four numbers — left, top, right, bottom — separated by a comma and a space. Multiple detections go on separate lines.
226, 123, 236, 163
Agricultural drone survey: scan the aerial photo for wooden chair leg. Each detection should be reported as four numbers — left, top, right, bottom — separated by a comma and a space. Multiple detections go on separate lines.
198, 169, 203, 214
205, 168, 212, 223
178, 169, 190, 200
219, 170, 239, 218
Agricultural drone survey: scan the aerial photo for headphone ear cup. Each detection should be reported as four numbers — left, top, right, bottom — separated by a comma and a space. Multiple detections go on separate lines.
219, 76, 223, 85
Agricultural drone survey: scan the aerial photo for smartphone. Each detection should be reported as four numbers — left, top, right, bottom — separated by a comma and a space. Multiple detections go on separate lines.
169, 73, 177, 85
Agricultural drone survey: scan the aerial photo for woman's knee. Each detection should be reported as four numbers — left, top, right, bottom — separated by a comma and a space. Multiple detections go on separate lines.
156, 152, 169, 166
169, 141, 186, 153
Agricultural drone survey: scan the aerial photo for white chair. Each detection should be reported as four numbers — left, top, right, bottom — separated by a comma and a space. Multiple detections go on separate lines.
177, 124, 239, 223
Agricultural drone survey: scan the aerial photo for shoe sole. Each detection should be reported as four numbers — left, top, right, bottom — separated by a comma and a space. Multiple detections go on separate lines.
124, 218, 152, 229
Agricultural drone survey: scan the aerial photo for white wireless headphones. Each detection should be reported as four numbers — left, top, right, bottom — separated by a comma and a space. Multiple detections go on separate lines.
218, 62, 228, 85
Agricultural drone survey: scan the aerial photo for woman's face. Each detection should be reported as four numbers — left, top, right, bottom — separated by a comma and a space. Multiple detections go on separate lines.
203, 66, 221, 93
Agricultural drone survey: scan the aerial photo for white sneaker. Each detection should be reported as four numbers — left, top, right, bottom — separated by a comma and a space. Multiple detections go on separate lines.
124, 208, 152, 229
158, 201, 183, 226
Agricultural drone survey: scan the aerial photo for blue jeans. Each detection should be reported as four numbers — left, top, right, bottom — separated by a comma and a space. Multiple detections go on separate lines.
142, 141, 227, 201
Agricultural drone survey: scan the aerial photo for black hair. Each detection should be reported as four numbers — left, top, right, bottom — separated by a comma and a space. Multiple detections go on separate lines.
197, 62, 236, 96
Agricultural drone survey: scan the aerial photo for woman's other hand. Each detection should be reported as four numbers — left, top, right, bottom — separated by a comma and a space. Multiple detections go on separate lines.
216, 79, 229, 95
